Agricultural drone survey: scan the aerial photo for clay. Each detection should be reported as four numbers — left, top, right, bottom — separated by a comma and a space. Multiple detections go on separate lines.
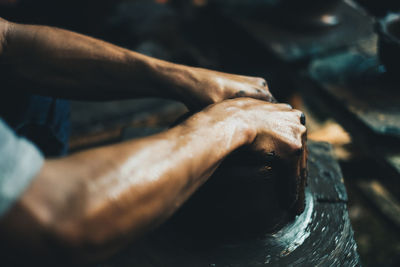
169, 113, 307, 240
178, 149, 306, 238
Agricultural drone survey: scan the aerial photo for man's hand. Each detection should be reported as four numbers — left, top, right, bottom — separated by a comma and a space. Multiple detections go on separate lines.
203, 98, 306, 157
1, 18, 274, 105
204, 98, 307, 211
0, 97, 306, 264
166, 66, 274, 109
203, 98, 307, 207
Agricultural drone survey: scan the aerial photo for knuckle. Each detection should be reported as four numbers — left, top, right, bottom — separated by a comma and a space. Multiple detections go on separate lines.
231, 97, 256, 106
235, 90, 246, 97
277, 103, 292, 109
292, 109, 302, 116
299, 125, 307, 134
209, 93, 221, 104
256, 77, 268, 87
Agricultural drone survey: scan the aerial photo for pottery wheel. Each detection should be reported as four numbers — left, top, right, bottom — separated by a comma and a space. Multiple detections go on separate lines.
101, 142, 360, 267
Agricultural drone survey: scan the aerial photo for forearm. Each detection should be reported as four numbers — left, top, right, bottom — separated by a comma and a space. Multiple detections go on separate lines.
0, 18, 274, 106
1, 19, 187, 100
0, 98, 306, 264
4, 109, 251, 259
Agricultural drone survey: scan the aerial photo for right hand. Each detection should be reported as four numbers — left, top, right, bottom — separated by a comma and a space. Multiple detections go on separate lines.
204, 98, 307, 209
204, 98, 307, 158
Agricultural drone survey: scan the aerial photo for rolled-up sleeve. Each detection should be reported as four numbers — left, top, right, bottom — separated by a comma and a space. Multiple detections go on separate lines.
0, 119, 44, 217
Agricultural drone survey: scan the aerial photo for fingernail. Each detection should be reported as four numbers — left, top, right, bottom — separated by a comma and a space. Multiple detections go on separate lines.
300, 113, 306, 125
287, 104, 293, 109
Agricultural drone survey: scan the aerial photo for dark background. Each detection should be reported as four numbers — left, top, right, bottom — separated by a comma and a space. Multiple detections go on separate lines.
1, 0, 400, 266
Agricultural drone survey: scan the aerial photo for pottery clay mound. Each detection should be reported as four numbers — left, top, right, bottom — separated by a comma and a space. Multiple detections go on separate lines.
170, 143, 308, 240
169, 113, 307, 239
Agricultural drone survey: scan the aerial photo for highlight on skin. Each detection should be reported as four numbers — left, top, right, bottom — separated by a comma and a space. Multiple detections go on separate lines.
0, 17, 307, 265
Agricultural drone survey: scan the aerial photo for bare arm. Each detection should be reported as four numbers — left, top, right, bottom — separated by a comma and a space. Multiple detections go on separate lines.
0, 99, 306, 264
0, 18, 273, 108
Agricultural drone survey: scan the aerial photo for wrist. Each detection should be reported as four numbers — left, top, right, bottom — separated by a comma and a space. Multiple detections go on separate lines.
203, 102, 257, 147
145, 58, 197, 101
223, 111, 257, 147
182, 107, 255, 151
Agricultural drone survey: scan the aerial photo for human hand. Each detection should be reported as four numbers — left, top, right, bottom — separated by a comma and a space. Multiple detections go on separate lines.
204, 98, 307, 212
174, 66, 275, 109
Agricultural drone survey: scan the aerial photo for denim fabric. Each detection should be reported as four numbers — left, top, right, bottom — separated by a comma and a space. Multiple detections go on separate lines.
0, 93, 70, 157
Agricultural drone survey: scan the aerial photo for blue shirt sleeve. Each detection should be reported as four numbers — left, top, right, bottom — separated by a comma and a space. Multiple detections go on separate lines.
0, 118, 44, 217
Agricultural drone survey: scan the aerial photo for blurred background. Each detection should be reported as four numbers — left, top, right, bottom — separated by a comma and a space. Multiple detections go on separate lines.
1, 0, 400, 266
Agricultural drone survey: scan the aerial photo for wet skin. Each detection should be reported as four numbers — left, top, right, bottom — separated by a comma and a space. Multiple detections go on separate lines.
0, 18, 306, 263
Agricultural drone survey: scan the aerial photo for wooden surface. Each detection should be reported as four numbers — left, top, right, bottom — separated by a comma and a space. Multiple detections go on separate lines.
100, 142, 360, 267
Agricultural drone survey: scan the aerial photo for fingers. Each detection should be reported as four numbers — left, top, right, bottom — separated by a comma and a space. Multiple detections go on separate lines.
253, 77, 275, 103
240, 76, 267, 87
291, 109, 306, 126
270, 95, 278, 103
234, 90, 247, 98
252, 88, 275, 102
255, 77, 268, 88
229, 87, 273, 103
274, 103, 293, 110
237, 76, 276, 103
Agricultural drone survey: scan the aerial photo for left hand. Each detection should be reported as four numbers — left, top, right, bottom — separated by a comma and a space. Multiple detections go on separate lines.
174, 66, 275, 109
